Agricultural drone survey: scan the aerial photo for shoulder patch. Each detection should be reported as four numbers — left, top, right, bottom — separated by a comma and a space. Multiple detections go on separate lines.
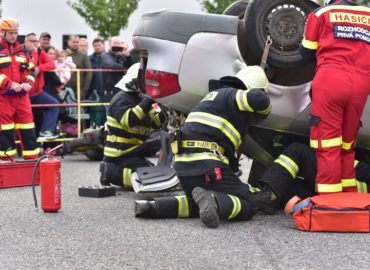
201, 91, 219, 102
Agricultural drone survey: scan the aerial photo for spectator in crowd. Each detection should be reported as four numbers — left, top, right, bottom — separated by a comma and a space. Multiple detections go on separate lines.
87, 37, 106, 127
42, 45, 64, 98
101, 36, 133, 103
55, 50, 76, 85
45, 45, 57, 60
122, 41, 130, 56
25, 33, 60, 139
66, 35, 92, 100
88, 37, 105, 98
39, 32, 51, 50
78, 37, 89, 55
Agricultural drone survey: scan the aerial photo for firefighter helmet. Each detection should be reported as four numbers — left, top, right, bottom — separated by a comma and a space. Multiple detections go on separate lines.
234, 66, 269, 93
324, 0, 338, 5
115, 63, 140, 92
0, 18, 19, 31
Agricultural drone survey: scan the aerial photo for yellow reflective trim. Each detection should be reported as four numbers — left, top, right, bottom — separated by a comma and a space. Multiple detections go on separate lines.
302, 39, 318, 50
23, 148, 40, 157
122, 168, 132, 189
186, 112, 241, 148
342, 141, 354, 150
274, 154, 299, 178
236, 90, 254, 112
15, 56, 26, 63
174, 152, 229, 165
120, 109, 131, 127
227, 195, 241, 220
181, 140, 224, 155
153, 114, 161, 127
322, 137, 342, 148
25, 75, 35, 82
132, 105, 145, 120
106, 135, 143, 145
341, 178, 356, 188
310, 139, 318, 149
107, 116, 148, 135
356, 181, 368, 193
0, 149, 17, 157
0, 74, 7, 85
103, 145, 140, 158
310, 137, 342, 148
354, 160, 359, 167
256, 104, 272, 115
316, 5, 370, 17
1, 123, 15, 130
15, 123, 35, 129
176, 195, 189, 218
317, 183, 343, 193
28, 62, 35, 70
0, 56, 11, 64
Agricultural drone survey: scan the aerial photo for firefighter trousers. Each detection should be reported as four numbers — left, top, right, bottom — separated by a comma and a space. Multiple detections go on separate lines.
148, 166, 255, 221
0, 93, 39, 159
310, 65, 369, 193
102, 139, 160, 189
259, 143, 370, 206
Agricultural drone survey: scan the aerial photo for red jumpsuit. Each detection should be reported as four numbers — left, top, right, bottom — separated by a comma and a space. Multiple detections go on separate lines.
0, 39, 39, 160
302, 0, 370, 193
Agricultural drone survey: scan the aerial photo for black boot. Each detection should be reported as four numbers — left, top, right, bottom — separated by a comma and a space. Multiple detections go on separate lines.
192, 187, 219, 229
249, 185, 278, 215
99, 161, 122, 186
134, 200, 156, 218
99, 161, 110, 186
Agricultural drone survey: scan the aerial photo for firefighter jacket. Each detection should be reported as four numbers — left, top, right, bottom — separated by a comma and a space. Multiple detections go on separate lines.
302, 0, 370, 71
0, 40, 35, 95
29, 49, 56, 97
174, 84, 271, 177
104, 91, 165, 159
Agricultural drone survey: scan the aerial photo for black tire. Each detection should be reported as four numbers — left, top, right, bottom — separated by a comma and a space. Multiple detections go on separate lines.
222, 0, 249, 19
241, 0, 318, 69
84, 149, 104, 161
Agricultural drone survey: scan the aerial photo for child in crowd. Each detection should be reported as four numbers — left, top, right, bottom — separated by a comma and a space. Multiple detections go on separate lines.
54, 50, 76, 85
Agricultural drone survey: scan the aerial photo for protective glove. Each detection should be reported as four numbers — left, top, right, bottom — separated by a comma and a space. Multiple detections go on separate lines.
139, 96, 155, 113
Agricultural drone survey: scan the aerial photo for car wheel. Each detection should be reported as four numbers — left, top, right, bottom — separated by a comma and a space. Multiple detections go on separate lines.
84, 149, 104, 161
242, 0, 318, 69
222, 0, 249, 19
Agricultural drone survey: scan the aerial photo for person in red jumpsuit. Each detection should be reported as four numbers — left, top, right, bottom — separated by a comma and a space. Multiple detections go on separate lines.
0, 18, 39, 160
300, 0, 370, 193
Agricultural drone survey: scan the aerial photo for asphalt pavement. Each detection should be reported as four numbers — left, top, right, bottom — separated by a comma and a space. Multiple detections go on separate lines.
0, 153, 369, 270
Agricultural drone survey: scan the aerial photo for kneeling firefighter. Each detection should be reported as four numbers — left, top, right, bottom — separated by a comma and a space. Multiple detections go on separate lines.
99, 63, 166, 189
135, 66, 271, 228
249, 142, 370, 212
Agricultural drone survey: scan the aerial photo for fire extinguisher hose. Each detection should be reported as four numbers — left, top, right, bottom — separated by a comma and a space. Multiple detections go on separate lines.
32, 155, 48, 211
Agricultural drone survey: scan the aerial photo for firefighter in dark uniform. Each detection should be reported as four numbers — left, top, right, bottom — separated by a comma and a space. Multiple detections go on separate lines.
99, 63, 165, 189
249, 142, 370, 213
300, 0, 370, 193
135, 66, 272, 228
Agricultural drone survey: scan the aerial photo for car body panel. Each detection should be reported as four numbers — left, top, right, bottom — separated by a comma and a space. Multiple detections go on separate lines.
133, 8, 370, 165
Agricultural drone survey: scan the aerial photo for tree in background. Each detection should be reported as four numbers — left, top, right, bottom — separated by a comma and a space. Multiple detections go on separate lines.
198, 0, 236, 14
67, 0, 139, 39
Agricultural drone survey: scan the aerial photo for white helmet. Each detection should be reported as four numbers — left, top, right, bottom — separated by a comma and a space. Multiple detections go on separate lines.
324, 0, 336, 5
115, 63, 140, 92
234, 66, 269, 93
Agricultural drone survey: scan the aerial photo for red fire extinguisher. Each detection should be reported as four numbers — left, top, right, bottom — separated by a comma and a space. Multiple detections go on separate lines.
40, 156, 61, 212
32, 145, 62, 212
